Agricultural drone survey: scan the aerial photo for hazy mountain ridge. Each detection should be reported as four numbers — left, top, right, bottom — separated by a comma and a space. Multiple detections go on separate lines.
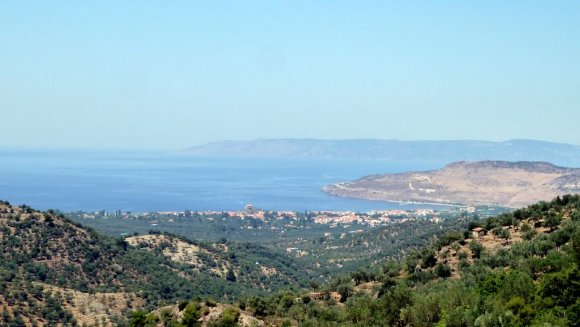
323, 160, 580, 208
184, 139, 580, 166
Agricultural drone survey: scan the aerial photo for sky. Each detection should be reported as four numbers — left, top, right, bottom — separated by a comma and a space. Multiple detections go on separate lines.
1, 1, 579, 150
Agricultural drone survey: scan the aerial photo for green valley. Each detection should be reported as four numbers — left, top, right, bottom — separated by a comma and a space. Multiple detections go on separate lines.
0, 195, 579, 325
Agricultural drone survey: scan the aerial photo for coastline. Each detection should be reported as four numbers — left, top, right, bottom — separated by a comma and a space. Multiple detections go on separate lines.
321, 187, 467, 208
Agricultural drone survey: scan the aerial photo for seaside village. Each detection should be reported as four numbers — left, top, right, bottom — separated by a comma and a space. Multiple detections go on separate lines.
73, 203, 477, 229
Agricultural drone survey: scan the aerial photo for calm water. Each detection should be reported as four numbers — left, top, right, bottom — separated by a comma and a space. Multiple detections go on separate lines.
0, 150, 445, 212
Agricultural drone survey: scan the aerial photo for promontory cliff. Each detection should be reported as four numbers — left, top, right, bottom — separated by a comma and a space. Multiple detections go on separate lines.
323, 161, 580, 207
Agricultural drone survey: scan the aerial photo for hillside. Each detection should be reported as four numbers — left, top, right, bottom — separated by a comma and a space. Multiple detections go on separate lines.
0, 201, 306, 326
324, 161, 580, 207
2, 196, 579, 326
124, 233, 308, 292
135, 195, 580, 327
66, 207, 481, 283
184, 139, 580, 166
0, 201, 148, 325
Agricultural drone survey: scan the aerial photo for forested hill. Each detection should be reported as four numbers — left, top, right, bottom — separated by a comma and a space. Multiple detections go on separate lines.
184, 139, 580, 166
1, 196, 580, 326
0, 201, 307, 326
134, 195, 580, 326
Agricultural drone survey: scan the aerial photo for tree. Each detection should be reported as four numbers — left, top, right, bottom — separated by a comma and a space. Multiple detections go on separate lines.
469, 241, 484, 259
209, 307, 239, 327
382, 261, 401, 278
181, 302, 201, 327
544, 214, 563, 231
573, 230, 580, 264
498, 228, 511, 243
129, 311, 148, 327
522, 226, 537, 241
520, 222, 533, 233
572, 211, 580, 222
538, 266, 580, 308
435, 263, 452, 278
421, 250, 437, 269
225, 269, 236, 282
351, 270, 369, 285
278, 294, 294, 310
247, 297, 267, 317
337, 283, 353, 303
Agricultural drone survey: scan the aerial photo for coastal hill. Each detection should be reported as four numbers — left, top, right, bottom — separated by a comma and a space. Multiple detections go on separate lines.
0, 201, 306, 325
1, 197, 579, 325
133, 195, 580, 326
184, 139, 580, 166
323, 161, 580, 207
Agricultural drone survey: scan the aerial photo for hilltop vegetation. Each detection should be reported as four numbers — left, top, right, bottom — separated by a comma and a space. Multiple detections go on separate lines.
125, 233, 307, 292
0, 202, 306, 326
1, 195, 579, 326
68, 207, 480, 282
134, 195, 580, 326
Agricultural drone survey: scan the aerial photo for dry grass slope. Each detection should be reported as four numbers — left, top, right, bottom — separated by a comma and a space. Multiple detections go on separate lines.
324, 161, 580, 207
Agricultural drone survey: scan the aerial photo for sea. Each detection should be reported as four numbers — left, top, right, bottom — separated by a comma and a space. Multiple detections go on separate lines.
0, 150, 448, 212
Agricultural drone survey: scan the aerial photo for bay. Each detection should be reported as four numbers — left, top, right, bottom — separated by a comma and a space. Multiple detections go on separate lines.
0, 150, 446, 212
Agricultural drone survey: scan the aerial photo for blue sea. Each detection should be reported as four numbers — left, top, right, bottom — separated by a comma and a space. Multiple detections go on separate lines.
0, 150, 446, 212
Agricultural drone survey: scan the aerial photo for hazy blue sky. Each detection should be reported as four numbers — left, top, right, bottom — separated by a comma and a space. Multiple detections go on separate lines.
1, 1, 579, 149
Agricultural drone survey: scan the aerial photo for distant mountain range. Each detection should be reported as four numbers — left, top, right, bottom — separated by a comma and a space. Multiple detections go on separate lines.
184, 139, 580, 167
323, 160, 580, 208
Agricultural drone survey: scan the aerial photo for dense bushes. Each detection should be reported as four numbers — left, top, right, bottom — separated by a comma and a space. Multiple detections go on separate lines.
144, 195, 580, 326
3, 196, 580, 325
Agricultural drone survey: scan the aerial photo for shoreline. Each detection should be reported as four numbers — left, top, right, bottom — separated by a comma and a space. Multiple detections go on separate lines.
321, 189, 468, 208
